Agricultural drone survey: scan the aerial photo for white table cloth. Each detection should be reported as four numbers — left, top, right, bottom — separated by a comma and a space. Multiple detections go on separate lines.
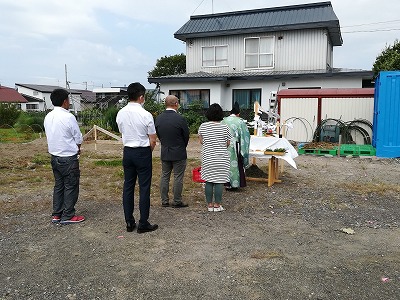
249, 136, 298, 169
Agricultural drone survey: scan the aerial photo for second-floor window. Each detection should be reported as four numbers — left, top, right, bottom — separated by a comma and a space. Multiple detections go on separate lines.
245, 36, 274, 69
202, 46, 228, 67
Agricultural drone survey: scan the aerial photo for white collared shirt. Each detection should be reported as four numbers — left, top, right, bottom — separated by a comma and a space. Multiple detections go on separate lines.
116, 102, 156, 147
44, 107, 83, 157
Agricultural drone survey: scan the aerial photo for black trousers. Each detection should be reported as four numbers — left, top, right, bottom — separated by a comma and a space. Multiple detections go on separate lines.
122, 146, 152, 225
51, 154, 80, 220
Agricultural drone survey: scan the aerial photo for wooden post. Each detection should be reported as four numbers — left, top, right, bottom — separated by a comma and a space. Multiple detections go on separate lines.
94, 125, 97, 151
253, 101, 259, 136
279, 120, 285, 175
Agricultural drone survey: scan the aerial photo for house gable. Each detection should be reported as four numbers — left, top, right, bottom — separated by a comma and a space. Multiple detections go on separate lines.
0, 85, 28, 104
175, 1, 342, 46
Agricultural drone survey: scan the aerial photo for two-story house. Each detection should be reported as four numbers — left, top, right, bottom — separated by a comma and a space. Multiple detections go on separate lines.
148, 1, 373, 111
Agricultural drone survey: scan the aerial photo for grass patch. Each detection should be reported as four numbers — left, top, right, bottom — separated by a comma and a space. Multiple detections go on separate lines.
343, 182, 400, 195
32, 154, 50, 165
94, 159, 122, 167
0, 128, 41, 143
250, 250, 284, 259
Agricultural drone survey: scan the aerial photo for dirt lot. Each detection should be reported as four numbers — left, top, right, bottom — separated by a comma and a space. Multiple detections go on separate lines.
0, 137, 399, 300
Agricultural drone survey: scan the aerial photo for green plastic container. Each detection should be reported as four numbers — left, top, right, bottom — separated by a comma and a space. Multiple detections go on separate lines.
339, 144, 376, 156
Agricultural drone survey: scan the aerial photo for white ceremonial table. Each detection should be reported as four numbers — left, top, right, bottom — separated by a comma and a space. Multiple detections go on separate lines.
248, 136, 298, 187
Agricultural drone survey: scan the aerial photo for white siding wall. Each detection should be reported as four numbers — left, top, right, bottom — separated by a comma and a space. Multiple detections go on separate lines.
280, 98, 319, 142
279, 96, 374, 143
322, 97, 374, 144
16, 86, 53, 110
274, 29, 328, 71
186, 29, 330, 73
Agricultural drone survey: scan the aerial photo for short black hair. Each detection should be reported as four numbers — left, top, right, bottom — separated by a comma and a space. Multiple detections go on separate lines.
50, 88, 69, 107
127, 82, 146, 101
231, 106, 240, 115
230, 102, 240, 115
205, 103, 224, 121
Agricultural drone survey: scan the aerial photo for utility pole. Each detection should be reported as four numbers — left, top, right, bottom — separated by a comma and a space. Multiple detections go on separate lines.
65, 64, 68, 89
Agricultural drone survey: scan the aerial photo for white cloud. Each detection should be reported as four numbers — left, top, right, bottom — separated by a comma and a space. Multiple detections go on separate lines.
1, 0, 399, 89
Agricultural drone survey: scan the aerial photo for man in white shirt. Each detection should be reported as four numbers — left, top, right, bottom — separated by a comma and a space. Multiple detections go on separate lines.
44, 88, 85, 224
116, 82, 158, 233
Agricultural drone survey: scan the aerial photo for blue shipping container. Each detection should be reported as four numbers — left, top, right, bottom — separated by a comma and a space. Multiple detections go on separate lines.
372, 71, 400, 158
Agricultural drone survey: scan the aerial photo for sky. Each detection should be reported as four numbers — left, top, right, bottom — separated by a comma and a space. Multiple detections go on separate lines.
0, 0, 399, 90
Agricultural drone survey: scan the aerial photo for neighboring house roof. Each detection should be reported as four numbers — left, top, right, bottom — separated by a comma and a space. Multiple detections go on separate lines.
15, 83, 84, 94
148, 68, 374, 83
0, 85, 28, 103
277, 88, 375, 98
175, 1, 342, 46
79, 90, 96, 103
21, 94, 45, 102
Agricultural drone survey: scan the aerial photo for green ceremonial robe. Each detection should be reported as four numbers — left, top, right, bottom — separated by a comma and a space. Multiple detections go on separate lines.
221, 115, 251, 188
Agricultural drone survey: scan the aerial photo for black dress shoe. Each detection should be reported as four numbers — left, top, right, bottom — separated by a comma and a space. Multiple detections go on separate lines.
126, 222, 137, 232
171, 202, 189, 208
137, 223, 158, 234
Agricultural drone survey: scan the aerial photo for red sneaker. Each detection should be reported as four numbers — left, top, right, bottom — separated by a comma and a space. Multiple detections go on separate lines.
60, 215, 85, 224
51, 215, 61, 223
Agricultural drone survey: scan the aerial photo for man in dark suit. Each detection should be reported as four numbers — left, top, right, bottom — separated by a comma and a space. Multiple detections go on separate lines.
155, 95, 190, 208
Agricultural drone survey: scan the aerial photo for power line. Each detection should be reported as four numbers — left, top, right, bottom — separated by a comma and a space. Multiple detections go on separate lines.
341, 19, 400, 28
342, 28, 400, 34
192, 0, 206, 15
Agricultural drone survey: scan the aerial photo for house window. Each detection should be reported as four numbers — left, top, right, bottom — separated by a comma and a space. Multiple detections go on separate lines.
232, 89, 261, 110
245, 37, 274, 68
26, 103, 39, 110
170, 89, 210, 108
202, 46, 228, 67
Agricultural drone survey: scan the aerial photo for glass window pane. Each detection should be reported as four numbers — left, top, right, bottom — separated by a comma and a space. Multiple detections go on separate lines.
260, 37, 273, 53
200, 90, 210, 108
260, 54, 273, 67
245, 38, 258, 54
250, 89, 261, 108
202, 47, 214, 66
233, 90, 250, 109
233, 89, 261, 110
245, 54, 258, 68
215, 46, 228, 66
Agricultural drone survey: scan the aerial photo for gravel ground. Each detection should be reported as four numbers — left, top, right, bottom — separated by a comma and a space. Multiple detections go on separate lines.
0, 137, 399, 300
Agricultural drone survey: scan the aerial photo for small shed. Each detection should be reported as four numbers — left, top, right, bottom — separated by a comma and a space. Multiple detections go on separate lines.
277, 88, 375, 143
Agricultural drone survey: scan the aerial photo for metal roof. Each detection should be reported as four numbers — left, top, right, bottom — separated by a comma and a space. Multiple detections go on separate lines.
15, 83, 84, 94
277, 88, 375, 98
174, 1, 342, 46
0, 86, 28, 103
148, 68, 373, 84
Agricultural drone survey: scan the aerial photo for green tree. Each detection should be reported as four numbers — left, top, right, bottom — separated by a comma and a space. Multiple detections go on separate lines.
143, 90, 164, 119
0, 103, 21, 127
373, 39, 400, 76
148, 54, 186, 77
181, 100, 207, 134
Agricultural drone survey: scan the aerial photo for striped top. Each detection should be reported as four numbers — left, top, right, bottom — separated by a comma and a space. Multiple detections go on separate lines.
198, 122, 232, 183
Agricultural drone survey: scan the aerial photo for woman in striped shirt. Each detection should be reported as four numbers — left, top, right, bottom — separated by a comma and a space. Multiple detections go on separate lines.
198, 104, 232, 212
